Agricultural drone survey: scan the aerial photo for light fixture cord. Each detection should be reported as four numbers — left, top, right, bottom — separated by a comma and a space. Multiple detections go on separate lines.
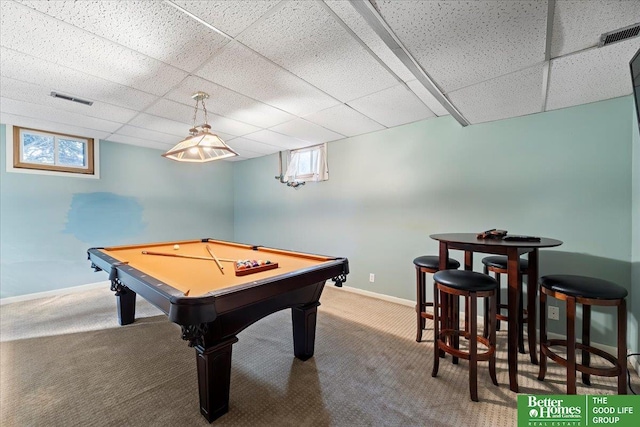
192, 97, 199, 129
192, 96, 210, 129
201, 97, 209, 126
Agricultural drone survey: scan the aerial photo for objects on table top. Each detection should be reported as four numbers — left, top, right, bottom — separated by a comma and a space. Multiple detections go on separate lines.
476, 229, 541, 242
476, 229, 508, 239
234, 259, 278, 276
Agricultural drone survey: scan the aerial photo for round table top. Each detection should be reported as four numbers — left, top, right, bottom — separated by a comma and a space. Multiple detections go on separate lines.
430, 233, 563, 248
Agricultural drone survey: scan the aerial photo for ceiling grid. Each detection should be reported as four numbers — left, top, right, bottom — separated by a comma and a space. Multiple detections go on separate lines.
0, 0, 638, 160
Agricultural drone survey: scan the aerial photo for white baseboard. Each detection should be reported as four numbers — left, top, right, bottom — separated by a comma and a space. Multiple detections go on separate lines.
336, 285, 414, 307
4, 281, 638, 374
333, 285, 637, 374
0, 281, 109, 305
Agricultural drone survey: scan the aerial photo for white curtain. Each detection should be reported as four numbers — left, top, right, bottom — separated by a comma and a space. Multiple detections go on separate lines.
284, 143, 328, 182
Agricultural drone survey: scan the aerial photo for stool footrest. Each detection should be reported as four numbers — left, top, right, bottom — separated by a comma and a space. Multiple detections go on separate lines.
421, 312, 434, 320
541, 339, 622, 377
437, 329, 495, 361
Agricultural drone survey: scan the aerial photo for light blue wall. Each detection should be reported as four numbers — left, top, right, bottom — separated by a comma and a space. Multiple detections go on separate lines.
0, 125, 235, 298
1, 96, 636, 352
233, 96, 635, 351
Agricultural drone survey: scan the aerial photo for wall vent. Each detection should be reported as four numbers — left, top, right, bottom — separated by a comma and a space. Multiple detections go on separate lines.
599, 23, 640, 47
50, 91, 93, 106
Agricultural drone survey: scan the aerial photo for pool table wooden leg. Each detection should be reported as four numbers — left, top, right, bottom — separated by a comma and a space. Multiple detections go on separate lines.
116, 288, 136, 326
195, 336, 239, 423
292, 301, 321, 360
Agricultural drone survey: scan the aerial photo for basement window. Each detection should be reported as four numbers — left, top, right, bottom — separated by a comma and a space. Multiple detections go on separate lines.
284, 143, 329, 183
13, 126, 95, 175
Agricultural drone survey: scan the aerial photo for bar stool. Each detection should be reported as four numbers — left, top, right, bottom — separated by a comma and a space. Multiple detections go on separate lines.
413, 256, 460, 342
432, 270, 499, 401
538, 275, 628, 394
481, 256, 529, 354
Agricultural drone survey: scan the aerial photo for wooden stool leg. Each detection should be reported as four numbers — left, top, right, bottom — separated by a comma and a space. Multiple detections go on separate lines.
518, 273, 525, 354
469, 293, 478, 402
537, 290, 547, 381
452, 295, 460, 365
495, 272, 501, 331
581, 304, 591, 386
483, 266, 489, 339
489, 291, 498, 386
416, 268, 425, 342
483, 296, 489, 339
566, 297, 577, 394
618, 299, 627, 394
432, 282, 441, 377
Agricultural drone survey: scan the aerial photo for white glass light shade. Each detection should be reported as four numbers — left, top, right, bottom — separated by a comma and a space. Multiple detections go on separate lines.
163, 127, 238, 163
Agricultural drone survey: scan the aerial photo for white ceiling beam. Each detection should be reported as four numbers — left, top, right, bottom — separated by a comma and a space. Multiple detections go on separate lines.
348, 0, 469, 127
541, 0, 556, 112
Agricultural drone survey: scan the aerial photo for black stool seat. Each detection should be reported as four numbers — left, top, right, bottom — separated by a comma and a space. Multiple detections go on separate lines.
481, 256, 528, 271
413, 256, 460, 270
540, 275, 628, 300
433, 270, 498, 292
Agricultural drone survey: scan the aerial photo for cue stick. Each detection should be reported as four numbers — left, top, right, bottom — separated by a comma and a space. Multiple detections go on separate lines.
206, 245, 225, 274
141, 251, 234, 262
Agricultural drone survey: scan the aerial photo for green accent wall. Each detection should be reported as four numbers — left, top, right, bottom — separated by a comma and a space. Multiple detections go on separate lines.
233, 96, 636, 352
0, 127, 235, 297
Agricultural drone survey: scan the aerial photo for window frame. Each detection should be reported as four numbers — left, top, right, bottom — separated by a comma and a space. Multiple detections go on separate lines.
284, 143, 328, 183
12, 125, 95, 175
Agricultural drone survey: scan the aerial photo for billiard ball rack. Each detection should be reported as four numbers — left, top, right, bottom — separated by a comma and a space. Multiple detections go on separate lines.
234, 261, 278, 276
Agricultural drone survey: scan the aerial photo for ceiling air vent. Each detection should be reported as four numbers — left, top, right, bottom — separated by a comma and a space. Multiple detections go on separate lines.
50, 91, 93, 106
599, 23, 640, 47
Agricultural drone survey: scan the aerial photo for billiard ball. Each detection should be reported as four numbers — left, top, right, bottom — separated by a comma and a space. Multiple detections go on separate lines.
173, 244, 180, 250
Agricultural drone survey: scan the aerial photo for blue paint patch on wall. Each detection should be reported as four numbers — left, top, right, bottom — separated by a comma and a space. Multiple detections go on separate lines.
64, 192, 145, 244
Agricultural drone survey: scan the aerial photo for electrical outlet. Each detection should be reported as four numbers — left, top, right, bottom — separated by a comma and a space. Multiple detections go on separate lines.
369, 273, 375, 283
548, 306, 560, 321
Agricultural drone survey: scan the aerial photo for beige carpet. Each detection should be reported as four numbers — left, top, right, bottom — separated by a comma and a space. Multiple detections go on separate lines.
1, 286, 636, 426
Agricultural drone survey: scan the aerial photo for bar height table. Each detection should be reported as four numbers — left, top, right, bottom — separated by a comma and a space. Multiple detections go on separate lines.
430, 233, 563, 392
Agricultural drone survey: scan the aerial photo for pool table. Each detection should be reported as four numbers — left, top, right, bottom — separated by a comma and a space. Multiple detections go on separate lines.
87, 238, 349, 423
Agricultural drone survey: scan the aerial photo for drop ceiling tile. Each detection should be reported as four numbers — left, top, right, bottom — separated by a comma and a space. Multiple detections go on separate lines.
0, 97, 124, 133
546, 39, 639, 111
225, 156, 250, 162
348, 85, 435, 127
269, 119, 344, 145
0, 112, 110, 140
16, 0, 230, 72
551, 0, 640, 58
324, 0, 415, 82
237, 0, 398, 102
166, 75, 295, 128
374, 0, 547, 92
405, 80, 451, 117
242, 130, 311, 150
131, 110, 236, 142
304, 105, 385, 137
172, 1, 281, 37
0, 2, 187, 95
0, 76, 139, 124
145, 99, 260, 137
448, 64, 545, 124
0, 48, 158, 112
106, 133, 173, 151
226, 137, 280, 156
196, 41, 340, 116
127, 113, 193, 138
114, 125, 183, 145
